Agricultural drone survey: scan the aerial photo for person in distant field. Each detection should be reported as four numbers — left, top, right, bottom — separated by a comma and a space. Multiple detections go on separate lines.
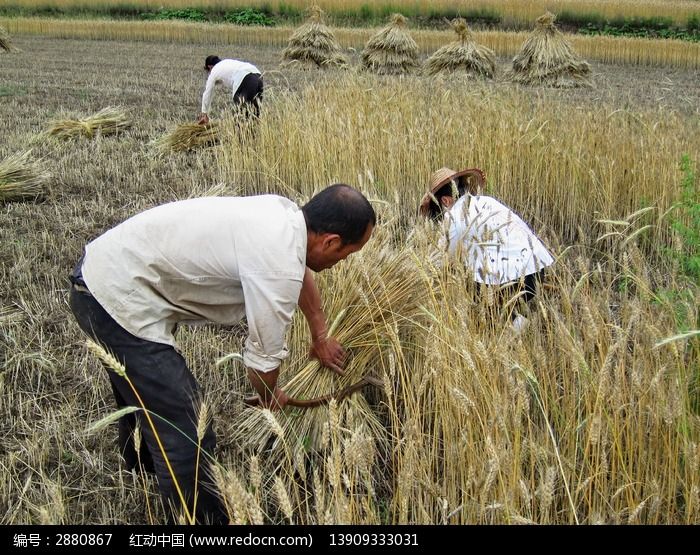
197, 55, 263, 125
69, 185, 375, 524
419, 167, 555, 331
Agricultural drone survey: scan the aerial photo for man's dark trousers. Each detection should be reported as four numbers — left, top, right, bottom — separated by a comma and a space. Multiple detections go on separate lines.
69, 273, 228, 524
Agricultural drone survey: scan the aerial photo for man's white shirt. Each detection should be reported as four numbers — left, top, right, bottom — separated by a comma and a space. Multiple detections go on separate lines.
201, 59, 261, 114
82, 195, 305, 372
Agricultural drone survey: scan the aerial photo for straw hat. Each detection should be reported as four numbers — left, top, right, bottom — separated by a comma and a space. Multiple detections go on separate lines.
418, 167, 486, 217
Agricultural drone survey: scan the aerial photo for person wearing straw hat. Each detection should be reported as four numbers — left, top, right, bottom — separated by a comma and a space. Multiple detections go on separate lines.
419, 167, 554, 330
197, 55, 263, 125
68, 185, 375, 524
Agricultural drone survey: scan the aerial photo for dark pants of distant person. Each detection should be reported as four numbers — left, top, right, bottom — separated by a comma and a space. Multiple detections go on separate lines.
233, 73, 263, 119
477, 269, 546, 319
68, 263, 228, 525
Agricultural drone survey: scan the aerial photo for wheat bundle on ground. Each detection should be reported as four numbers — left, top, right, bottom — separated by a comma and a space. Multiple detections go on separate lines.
0, 150, 50, 203
151, 122, 220, 154
361, 13, 419, 75
46, 106, 131, 139
509, 12, 592, 87
0, 25, 20, 53
282, 5, 348, 69
425, 18, 496, 78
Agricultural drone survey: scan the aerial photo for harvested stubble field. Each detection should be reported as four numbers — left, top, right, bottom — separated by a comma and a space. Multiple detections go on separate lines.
1, 34, 699, 524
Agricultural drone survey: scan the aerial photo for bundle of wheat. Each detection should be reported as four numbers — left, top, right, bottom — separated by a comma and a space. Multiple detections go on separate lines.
0, 150, 50, 203
425, 18, 496, 78
282, 5, 348, 69
231, 238, 427, 457
46, 107, 131, 139
361, 14, 419, 75
509, 12, 592, 87
0, 25, 20, 53
151, 122, 220, 154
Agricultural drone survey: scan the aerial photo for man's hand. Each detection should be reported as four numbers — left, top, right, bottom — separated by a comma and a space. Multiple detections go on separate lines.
310, 337, 347, 376
260, 386, 288, 411
197, 113, 209, 125
247, 367, 288, 411
244, 387, 288, 411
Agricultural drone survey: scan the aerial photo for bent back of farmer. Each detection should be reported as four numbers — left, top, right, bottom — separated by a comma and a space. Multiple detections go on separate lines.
69, 186, 375, 523
198, 55, 263, 125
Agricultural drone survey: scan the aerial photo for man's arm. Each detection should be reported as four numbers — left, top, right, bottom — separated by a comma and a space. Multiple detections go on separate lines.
198, 72, 217, 124
298, 267, 347, 375
240, 268, 301, 410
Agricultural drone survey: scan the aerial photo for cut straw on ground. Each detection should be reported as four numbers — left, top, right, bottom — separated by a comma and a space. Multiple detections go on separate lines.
0, 150, 51, 203
150, 122, 220, 154
45, 107, 132, 139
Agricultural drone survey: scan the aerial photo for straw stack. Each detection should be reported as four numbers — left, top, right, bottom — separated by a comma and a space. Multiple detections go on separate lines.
509, 12, 592, 87
282, 5, 348, 69
0, 25, 20, 53
361, 14, 420, 75
425, 18, 496, 78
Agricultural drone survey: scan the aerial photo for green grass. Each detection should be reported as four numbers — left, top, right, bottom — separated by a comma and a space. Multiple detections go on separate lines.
689, 14, 700, 32
142, 8, 207, 22
559, 10, 700, 41
651, 155, 700, 417
0, 85, 28, 97
670, 155, 700, 284
224, 8, 274, 26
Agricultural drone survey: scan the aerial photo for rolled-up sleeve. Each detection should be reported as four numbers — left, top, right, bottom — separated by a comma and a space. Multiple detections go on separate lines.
240, 272, 303, 372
